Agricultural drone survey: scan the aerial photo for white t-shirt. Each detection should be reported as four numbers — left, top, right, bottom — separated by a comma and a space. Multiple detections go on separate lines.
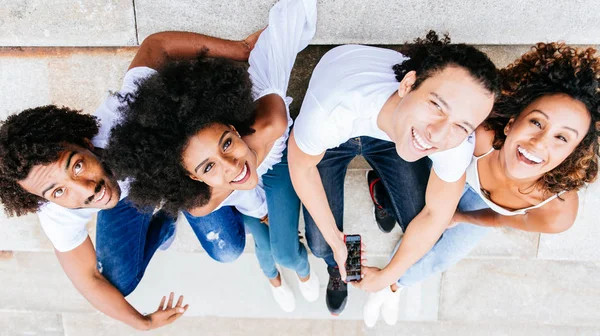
37, 67, 155, 252
214, 0, 317, 218
293, 44, 475, 183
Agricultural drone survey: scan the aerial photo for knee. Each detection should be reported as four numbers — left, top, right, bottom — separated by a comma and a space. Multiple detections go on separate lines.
307, 239, 331, 259
207, 241, 244, 263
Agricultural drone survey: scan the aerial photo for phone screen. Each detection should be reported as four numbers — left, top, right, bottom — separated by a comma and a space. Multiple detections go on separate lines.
345, 235, 361, 282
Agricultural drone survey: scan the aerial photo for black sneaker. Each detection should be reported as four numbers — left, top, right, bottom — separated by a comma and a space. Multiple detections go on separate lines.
366, 170, 396, 233
326, 266, 348, 315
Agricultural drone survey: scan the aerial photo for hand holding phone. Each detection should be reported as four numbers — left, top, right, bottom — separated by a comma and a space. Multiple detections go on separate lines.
344, 234, 361, 282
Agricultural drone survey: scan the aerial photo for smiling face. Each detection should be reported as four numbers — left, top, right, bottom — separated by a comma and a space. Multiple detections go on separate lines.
182, 123, 259, 191
500, 93, 591, 180
390, 66, 496, 162
18, 143, 121, 210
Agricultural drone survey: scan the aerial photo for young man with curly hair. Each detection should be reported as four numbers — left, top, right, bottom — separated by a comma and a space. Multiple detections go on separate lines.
0, 30, 261, 330
362, 42, 600, 326
288, 32, 500, 319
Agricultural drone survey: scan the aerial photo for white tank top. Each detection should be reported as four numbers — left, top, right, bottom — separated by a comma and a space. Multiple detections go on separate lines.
465, 148, 564, 216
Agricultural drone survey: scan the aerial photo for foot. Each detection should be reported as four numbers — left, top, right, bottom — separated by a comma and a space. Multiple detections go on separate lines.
381, 285, 403, 325
297, 269, 320, 302
269, 273, 296, 312
366, 170, 396, 233
326, 266, 348, 315
363, 287, 389, 327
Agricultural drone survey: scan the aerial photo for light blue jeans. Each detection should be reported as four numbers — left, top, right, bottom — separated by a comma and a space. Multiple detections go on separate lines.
396, 184, 491, 286
184, 148, 309, 280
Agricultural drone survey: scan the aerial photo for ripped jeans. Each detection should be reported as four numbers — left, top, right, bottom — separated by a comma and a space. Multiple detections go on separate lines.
183, 148, 309, 280
95, 199, 253, 296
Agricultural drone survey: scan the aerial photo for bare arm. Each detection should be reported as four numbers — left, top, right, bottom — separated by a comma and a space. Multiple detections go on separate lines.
56, 237, 186, 330
128, 30, 262, 70
456, 191, 578, 234
288, 131, 347, 276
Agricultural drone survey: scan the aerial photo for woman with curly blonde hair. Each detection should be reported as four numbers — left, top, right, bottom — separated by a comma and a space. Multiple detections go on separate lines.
364, 42, 600, 327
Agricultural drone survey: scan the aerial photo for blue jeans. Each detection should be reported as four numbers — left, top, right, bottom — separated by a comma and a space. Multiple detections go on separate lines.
95, 198, 178, 296
303, 136, 431, 267
185, 149, 309, 279
96, 198, 244, 296
396, 184, 491, 286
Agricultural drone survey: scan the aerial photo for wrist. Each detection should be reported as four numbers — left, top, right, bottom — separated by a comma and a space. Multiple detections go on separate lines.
326, 231, 345, 250
136, 315, 152, 331
238, 40, 252, 60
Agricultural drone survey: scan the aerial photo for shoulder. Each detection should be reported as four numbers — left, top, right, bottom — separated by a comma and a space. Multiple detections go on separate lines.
529, 190, 579, 233
252, 94, 289, 143
473, 126, 495, 156
428, 136, 475, 183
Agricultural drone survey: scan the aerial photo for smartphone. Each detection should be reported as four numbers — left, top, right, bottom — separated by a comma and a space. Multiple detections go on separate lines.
345, 234, 362, 282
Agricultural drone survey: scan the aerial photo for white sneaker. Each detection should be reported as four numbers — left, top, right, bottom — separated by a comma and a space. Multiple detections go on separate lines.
297, 269, 320, 302
270, 274, 296, 312
363, 287, 391, 328
381, 286, 403, 325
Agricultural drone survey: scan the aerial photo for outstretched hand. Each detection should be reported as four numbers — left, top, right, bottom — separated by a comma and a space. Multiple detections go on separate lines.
145, 292, 189, 330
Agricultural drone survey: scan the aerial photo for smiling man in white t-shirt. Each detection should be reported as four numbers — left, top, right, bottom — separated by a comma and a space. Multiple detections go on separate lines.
288, 32, 500, 321
0, 30, 260, 330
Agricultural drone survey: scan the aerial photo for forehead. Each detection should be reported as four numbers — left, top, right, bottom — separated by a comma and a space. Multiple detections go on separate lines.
418, 66, 495, 118
520, 94, 591, 132
183, 124, 230, 158
18, 145, 94, 195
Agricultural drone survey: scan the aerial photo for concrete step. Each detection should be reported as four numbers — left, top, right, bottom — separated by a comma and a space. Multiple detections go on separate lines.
3, 250, 600, 328
2, 1, 600, 46
4, 311, 600, 336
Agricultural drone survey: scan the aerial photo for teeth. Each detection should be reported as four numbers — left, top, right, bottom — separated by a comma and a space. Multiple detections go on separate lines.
518, 146, 543, 163
94, 187, 106, 202
412, 129, 433, 150
232, 164, 248, 182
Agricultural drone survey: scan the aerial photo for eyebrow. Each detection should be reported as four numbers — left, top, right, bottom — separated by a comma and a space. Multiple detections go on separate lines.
431, 92, 451, 112
64, 151, 77, 171
42, 183, 56, 198
531, 109, 579, 137
194, 130, 231, 173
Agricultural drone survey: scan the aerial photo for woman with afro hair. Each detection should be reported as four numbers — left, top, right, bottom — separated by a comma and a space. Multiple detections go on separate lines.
364, 42, 600, 326
105, 0, 319, 312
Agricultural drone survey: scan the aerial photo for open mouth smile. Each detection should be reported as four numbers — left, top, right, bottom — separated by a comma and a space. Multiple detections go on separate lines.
231, 162, 251, 184
517, 145, 545, 165
411, 128, 435, 152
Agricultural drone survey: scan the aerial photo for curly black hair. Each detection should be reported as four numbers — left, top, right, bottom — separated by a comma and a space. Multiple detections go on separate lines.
393, 30, 500, 97
0, 106, 100, 216
104, 54, 256, 215
484, 42, 600, 194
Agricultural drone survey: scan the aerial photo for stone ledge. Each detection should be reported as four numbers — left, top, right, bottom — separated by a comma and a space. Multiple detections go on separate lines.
0, 0, 137, 46
134, 0, 600, 45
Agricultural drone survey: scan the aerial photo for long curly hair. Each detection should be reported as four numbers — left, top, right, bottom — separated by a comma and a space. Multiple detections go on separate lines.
104, 54, 256, 215
0, 106, 100, 216
393, 30, 500, 97
484, 42, 600, 193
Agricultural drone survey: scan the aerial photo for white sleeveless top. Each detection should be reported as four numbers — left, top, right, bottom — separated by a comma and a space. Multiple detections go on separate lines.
465, 148, 564, 216
212, 0, 317, 219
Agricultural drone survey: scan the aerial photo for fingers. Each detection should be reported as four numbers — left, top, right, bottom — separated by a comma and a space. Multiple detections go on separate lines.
167, 292, 174, 308
158, 295, 167, 310
175, 295, 184, 307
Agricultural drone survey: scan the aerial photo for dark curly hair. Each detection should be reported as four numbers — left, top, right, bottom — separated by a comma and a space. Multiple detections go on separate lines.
484, 42, 600, 194
0, 106, 100, 216
393, 30, 500, 97
104, 54, 256, 215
